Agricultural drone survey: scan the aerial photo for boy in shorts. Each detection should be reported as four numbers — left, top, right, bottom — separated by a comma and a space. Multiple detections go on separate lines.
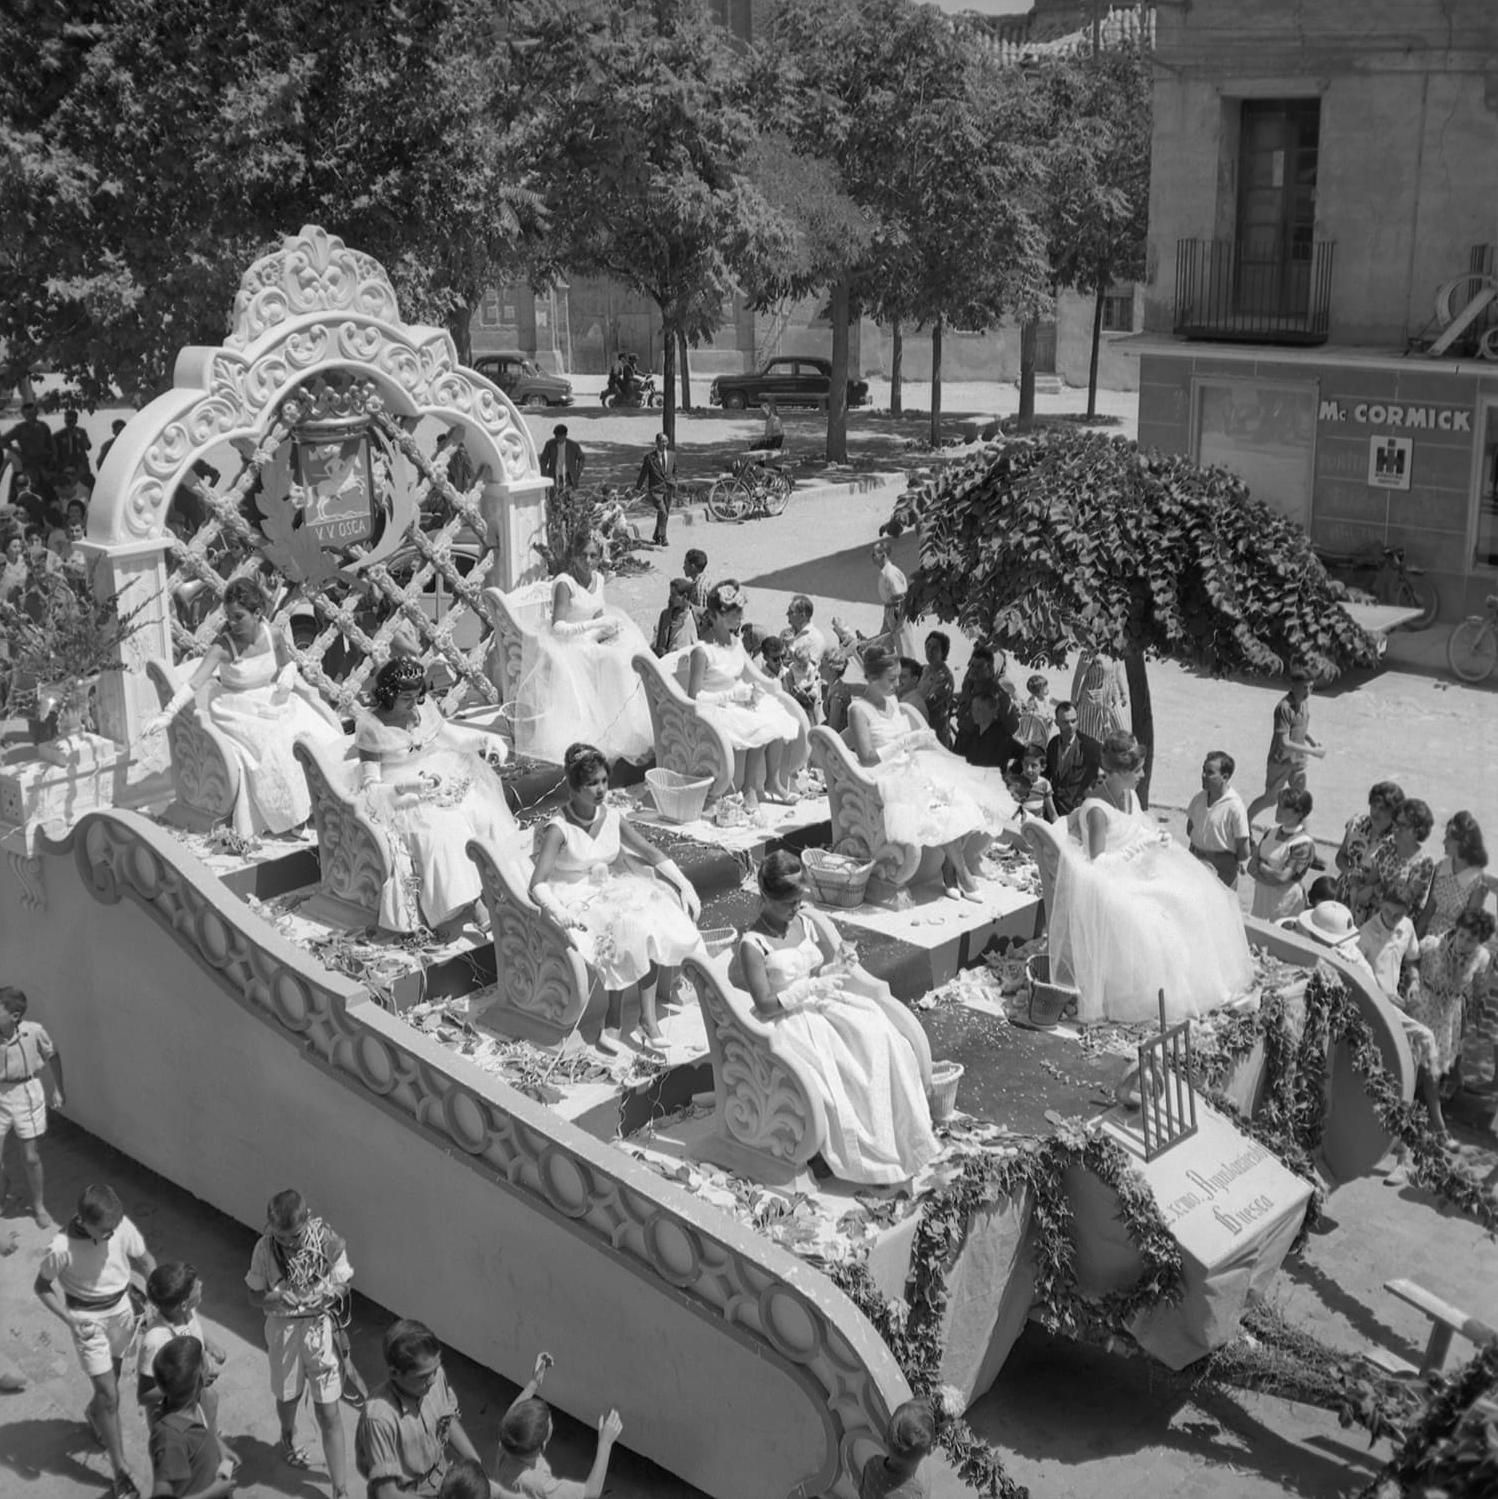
138, 1261, 234, 1463
1246, 668, 1325, 824
245, 1188, 354, 1498
147, 1336, 236, 1499
0, 984, 63, 1229
35, 1184, 157, 1499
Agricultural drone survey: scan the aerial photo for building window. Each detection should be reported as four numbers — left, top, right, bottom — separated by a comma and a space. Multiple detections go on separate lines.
1100, 289, 1135, 332
1192, 377, 1317, 529
478, 291, 502, 329
1235, 98, 1320, 317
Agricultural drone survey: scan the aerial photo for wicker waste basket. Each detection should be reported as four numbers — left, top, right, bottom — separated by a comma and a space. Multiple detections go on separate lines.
1020, 953, 1080, 1030
801, 848, 874, 908
928, 1060, 965, 1121
645, 768, 714, 824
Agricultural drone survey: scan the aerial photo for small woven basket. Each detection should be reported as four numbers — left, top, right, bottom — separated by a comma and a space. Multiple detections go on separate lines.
928, 1060, 965, 1121
1023, 954, 1079, 1030
802, 848, 875, 908
699, 927, 737, 960
645, 767, 714, 824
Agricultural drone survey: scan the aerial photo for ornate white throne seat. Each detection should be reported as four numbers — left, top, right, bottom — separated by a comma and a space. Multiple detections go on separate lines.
145, 658, 241, 832
680, 950, 933, 1190
292, 735, 399, 930
482, 580, 553, 705
632, 651, 810, 802
807, 725, 949, 903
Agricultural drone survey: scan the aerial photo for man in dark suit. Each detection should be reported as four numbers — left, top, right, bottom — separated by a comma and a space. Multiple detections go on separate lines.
959, 684, 1021, 768
539, 423, 585, 495
636, 432, 677, 546
1045, 699, 1101, 816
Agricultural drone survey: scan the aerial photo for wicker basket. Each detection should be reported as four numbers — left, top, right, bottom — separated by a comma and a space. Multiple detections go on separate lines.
928, 1059, 965, 1121
699, 927, 737, 960
1022, 954, 1079, 1030
645, 768, 714, 825
802, 848, 875, 908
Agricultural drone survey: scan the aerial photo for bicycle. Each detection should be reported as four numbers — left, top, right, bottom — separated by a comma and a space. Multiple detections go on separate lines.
1316, 545, 1439, 630
1446, 593, 1498, 682
706, 455, 794, 523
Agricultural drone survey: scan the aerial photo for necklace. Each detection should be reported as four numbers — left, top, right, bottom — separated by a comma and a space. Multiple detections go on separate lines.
564, 799, 601, 830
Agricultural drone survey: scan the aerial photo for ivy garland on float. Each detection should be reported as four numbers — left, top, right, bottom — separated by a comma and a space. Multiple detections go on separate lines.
832, 963, 1497, 1498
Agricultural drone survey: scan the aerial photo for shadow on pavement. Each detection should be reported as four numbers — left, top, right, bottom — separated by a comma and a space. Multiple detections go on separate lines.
0, 1415, 108, 1486
224, 1434, 334, 1499
1284, 1255, 1423, 1368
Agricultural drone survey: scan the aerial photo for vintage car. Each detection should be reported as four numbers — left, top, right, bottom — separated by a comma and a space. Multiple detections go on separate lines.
709, 355, 870, 410
473, 351, 574, 408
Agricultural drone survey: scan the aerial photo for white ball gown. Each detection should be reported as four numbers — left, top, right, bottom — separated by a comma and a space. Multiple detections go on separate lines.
203, 623, 345, 836
1050, 792, 1253, 1024
514, 571, 653, 765
355, 701, 521, 931
851, 696, 1015, 847
692, 638, 799, 747
739, 916, 939, 1186
537, 806, 702, 989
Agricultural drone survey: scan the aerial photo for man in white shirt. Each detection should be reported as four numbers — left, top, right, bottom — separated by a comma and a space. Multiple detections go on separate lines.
780, 594, 826, 721
1186, 750, 1251, 888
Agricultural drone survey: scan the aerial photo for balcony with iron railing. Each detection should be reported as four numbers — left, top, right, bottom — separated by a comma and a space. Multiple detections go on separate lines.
1173, 238, 1335, 346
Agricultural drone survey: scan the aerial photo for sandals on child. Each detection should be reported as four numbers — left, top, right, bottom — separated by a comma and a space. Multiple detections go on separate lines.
111, 1473, 141, 1499
279, 1438, 313, 1469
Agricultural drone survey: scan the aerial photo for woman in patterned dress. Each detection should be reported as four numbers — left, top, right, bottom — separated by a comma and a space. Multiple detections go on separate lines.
1069, 649, 1129, 748
1418, 810, 1490, 939
1351, 797, 1436, 927
1334, 780, 1403, 912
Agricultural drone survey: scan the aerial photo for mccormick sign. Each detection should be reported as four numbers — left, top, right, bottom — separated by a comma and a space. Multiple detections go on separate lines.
1318, 399, 1472, 433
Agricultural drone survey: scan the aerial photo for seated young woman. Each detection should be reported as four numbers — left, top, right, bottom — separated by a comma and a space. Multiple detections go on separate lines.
514, 532, 654, 767
355, 658, 520, 936
147, 577, 345, 838
1048, 731, 1253, 1024
686, 580, 802, 812
732, 852, 940, 1187
529, 743, 703, 1056
845, 646, 1016, 900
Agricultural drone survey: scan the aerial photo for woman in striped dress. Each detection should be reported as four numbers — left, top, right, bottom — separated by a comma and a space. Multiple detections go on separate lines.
1070, 649, 1129, 747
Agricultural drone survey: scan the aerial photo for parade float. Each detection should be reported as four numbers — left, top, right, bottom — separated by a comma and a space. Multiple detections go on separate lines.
0, 228, 1428, 1498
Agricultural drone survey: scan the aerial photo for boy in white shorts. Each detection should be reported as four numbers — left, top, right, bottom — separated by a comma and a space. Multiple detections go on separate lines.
34, 1184, 157, 1499
245, 1188, 354, 1499
0, 984, 63, 1229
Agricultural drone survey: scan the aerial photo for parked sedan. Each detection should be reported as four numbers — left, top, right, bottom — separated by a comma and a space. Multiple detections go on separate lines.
473, 352, 573, 408
709, 356, 870, 411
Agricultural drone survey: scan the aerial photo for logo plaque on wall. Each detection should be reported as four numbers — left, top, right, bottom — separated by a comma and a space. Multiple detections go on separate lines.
1367, 435, 1412, 491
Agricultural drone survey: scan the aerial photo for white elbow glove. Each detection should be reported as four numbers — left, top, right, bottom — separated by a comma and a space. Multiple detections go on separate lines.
657, 858, 700, 919
147, 685, 194, 735
552, 617, 603, 641
358, 761, 382, 793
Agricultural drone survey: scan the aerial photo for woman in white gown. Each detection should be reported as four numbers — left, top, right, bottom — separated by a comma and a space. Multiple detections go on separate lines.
846, 647, 1015, 899
355, 658, 521, 934
733, 851, 940, 1186
147, 578, 345, 837
530, 743, 703, 1054
686, 580, 801, 811
1049, 731, 1253, 1024
514, 534, 653, 766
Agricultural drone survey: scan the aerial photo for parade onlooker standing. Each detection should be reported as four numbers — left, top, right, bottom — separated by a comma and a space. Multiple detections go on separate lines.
1043, 701, 1100, 817
1418, 811, 1490, 939
356, 1319, 490, 1499
0, 985, 62, 1227
1186, 751, 1251, 888
137, 1261, 233, 1466
55, 408, 93, 477
1335, 781, 1403, 911
1355, 798, 1438, 926
1357, 886, 1421, 1001
244, 1188, 353, 1496
1248, 788, 1315, 921
146, 1336, 237, 1499
5, 402, 54, 479
1070, 648, 1129, 752
35, 1184, 157, 1499
539, 425, 585, 497
781, 595, 826, 722
98, 418, 128, 469
917, 632, 956, 747
495, 1350, 623, 1499
1246, 668, 1324, 824
636, 433, 676, 547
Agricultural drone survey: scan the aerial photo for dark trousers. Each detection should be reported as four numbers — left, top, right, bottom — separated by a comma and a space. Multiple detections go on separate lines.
649, 485, 672, 544
1192, 845, 1240, 888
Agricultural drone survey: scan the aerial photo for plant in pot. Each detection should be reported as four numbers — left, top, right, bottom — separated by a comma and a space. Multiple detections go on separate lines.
0, 567, 150, 766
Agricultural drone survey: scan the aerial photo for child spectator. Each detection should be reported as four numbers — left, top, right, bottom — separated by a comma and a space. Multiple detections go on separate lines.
0, 984, 63, 1229
653, 576, 699, 657
147, 1336, 236, 1499
495, 1351, 623, 1499
244, 1188, 352, 1494
859, 1398, 936, 1498
138, 1262, 232, 1462
739, 622, 764, 659
35, 1184, 157, 1499
1248, 788, 1315, 922
1006, 743, 1056, 822
1016, 674, 1054, 750
1305, 874, 1339, 907
758, 632, 787, 680
1356, 885, 1421, 1000
682, 548, 708, 622
820, 649, 854, 735
437, 1458, 493, 1499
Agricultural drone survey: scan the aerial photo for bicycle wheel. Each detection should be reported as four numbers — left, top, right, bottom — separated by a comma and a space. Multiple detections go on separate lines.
762, 469, 793, 515
1447, 619, 1498, 683
1395, 574, 1439, 631
706, 475, 750, 522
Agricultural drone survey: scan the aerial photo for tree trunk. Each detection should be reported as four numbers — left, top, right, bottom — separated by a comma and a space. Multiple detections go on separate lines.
1017, 319, 1037, 431
826, 276, 850, 464
677, 328, 691, 411
1087, 283, 1105, 420
890, 322, 903, 416
928, 316, 942, 449
447, 305, 474, 368
1123, 645, 1154, 809
661, 315, 677, 446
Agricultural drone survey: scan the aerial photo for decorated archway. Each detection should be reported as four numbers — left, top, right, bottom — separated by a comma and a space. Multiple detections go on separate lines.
84, 225, 550, 760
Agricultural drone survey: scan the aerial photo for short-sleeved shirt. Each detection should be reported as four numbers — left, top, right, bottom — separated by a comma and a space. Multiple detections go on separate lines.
40, 1215, 148, 1304
0, 1020, 54, 1082
1187, 788, 1250, 854
494, 1450, 588, 1499
244, 1224, 353, 1317
1356, 912, 1419, 998
355, 1371, 460, 1498
859, 1457, 931, 1498
138, 1309, 206, 1387
148, 1405, 222, 1497
1267, 694, 1310, 766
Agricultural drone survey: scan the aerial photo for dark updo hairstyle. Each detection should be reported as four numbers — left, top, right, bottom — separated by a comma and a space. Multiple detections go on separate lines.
563, 742, 609, 789
371, 657, 428, 711
222, 577, 270, 616
1446, 810, 1488, 868
1368, 781, 1405, 816
1454, 908, 1497, 944
1394, 797, 1434, 843
861, 646, 899, 683
1278, 787, 1313, 819
758, 849, 806, 901
1099, 730, 1146, 775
